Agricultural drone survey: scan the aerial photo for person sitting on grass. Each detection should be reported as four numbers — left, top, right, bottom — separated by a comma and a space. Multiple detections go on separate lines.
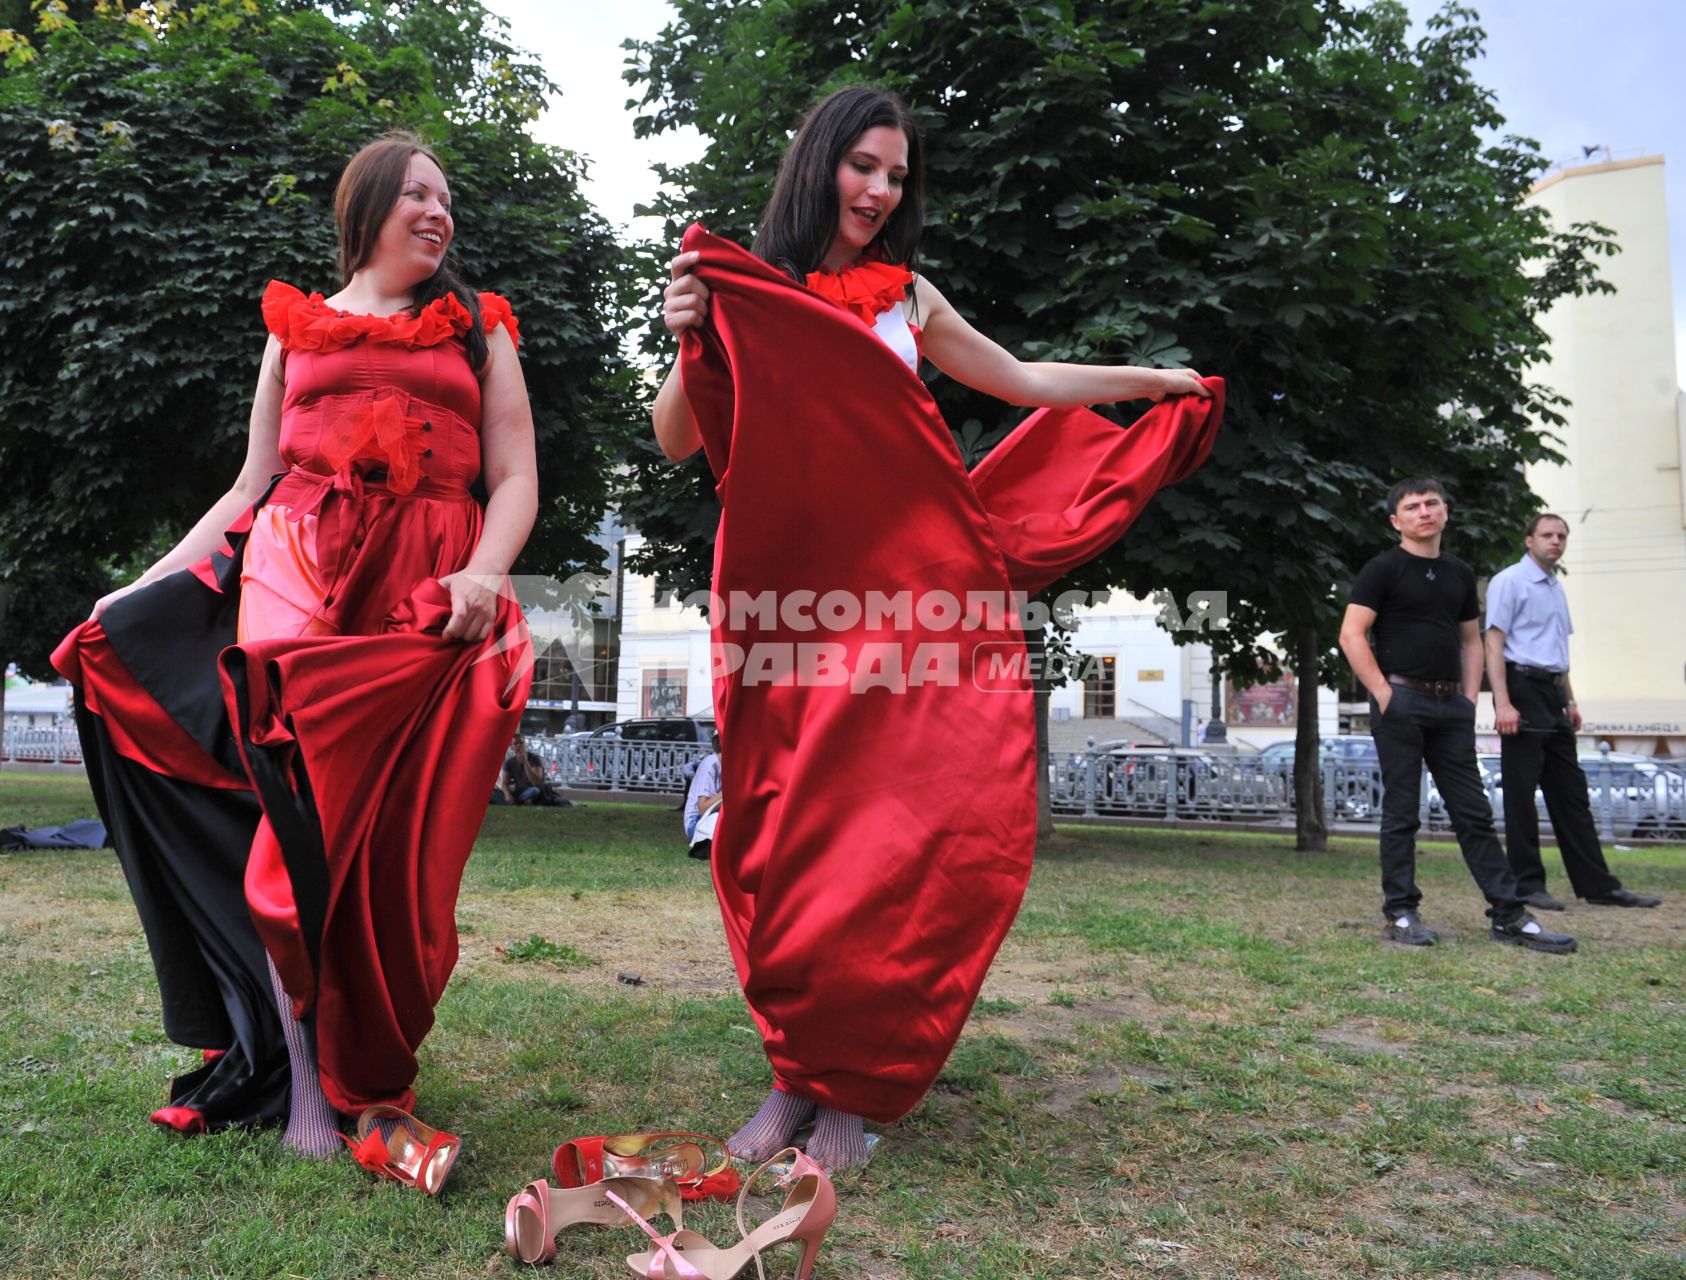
684, 735, 722, 860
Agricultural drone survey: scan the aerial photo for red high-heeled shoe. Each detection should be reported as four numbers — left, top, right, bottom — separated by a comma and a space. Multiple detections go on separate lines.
342, 1105, 460, 1195
554, 1132, 739, 1202
149, 1106, 206, 1134
614, 1147, 836, 1280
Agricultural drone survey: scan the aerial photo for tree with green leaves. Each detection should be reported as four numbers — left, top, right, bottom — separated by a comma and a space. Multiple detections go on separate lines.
0, 0, 633, 703
620, 0, 1613, 847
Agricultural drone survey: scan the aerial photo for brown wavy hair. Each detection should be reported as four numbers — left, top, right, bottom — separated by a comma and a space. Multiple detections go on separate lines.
334, 132, 487, 368
752, 86, 925, 283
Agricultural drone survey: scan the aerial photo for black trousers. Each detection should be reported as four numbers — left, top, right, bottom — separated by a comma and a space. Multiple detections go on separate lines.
1500, 672, 1621, 899
1370, 685, 1525, 923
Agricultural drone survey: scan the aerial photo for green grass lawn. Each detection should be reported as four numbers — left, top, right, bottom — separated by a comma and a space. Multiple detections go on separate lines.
2, 773, 1683, 1279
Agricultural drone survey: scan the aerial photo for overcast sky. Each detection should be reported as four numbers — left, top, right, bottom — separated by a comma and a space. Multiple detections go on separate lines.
483, 0, 1686, 383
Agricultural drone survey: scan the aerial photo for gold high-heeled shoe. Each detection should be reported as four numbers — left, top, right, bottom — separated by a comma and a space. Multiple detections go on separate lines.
554, 1131, 732, 1194
614, 1147, 836, 1280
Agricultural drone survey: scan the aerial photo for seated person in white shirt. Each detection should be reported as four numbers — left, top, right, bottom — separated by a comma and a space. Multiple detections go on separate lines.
684, 738, 722, 860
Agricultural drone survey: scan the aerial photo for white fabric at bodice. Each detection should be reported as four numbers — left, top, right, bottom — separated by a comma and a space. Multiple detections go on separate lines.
871, 302, 919, 373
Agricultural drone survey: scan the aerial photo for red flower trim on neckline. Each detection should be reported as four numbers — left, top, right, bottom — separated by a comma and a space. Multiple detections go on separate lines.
804, 258, 913, 327
261, 280, 520, 353
476, 291, 521, 351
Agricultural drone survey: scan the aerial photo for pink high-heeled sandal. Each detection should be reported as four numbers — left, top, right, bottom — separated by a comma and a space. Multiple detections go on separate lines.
505, 1174, 685, 1265
613, 1147, 836, 1280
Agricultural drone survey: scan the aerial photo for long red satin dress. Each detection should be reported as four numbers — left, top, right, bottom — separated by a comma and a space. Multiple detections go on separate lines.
679, 226, 1224, 1123
52, 283, 532, 1125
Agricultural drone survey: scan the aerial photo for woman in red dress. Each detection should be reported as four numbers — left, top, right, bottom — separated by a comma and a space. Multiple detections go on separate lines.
53, 134, 536, 1164
652, 87, 1223, 1170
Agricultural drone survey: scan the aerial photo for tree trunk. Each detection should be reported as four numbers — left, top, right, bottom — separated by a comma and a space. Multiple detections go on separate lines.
1030, 630, 1055, 845
1293, 622, 1328, 851
1034, 683, 1053, 843
0, 583, 10, 761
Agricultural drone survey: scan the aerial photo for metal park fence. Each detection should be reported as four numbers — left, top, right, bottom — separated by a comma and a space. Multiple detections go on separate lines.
1, 714, 82, 766
528, 735, 715, 795
10, 713, 1684, 843
1046, 746, 1686, 843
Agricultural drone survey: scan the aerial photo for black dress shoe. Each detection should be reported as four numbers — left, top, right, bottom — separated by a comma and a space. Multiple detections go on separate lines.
1384, 911, 1439, 946
1490, 912, 1577, 954
1522, 890, 1566, 911
1585, 888, 1662, 908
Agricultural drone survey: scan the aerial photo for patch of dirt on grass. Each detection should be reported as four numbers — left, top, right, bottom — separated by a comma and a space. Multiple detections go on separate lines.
974, 942, 1115, 998
1040, 1062, 1183, 1116
1312, 1021, 1413, 1057
0, 880, 137, 966
1042, 1066, 1124, 1115
1559, 896, 1684, 949
1339, 1157, 1488, 1227
1582, 1093, 1686, 1129
1420, 1082, 1545, 1136
454, 890, 737, 997
965, 944, 1181, 1043
1430, 1080, 1489, 1098
974, 990, 1171, 1044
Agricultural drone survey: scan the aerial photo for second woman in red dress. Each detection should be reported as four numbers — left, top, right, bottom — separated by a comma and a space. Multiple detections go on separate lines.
654, 86, 1222, 1170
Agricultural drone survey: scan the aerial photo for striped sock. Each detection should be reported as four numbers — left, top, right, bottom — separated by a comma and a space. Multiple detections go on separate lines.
267, 956, 341, 1158
807, 1106, 869, 1172
728, 1089, 815, 1162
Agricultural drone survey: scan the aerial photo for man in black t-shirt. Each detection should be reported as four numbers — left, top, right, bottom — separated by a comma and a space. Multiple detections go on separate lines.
1338, 477, 1576, 954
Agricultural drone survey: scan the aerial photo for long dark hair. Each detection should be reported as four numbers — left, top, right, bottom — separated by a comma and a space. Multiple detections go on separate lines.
752, 86, 925, 282
334, 132, 487, 368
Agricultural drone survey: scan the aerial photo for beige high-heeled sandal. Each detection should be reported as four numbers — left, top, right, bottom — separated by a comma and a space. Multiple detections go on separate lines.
505, 1173, 687, 1266
614, 1147, 836, 1280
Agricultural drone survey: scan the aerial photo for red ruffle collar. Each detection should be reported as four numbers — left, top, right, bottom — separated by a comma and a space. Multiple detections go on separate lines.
261, 281, 519, 353
804, 257, 913, 327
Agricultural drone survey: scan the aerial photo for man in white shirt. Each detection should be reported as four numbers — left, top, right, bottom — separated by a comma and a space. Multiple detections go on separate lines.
1484, 514, 1660, 910
684, 739, 722, 860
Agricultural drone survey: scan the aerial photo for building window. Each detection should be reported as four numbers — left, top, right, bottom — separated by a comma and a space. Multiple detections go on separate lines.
642, 668, 686, 718
1083, 655, 1115, 719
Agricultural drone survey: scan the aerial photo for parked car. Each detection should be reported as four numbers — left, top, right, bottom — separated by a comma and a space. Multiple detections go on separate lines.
1427, 751, 1685, 840
572, 717, 717, 789
1255, 736, 1382, 820
1256, 735, 1378, 767
586, 717, 716, 744
1519, 752, 1680, 840
1088, 746, 1267, 817
1423, 754, 1502, 829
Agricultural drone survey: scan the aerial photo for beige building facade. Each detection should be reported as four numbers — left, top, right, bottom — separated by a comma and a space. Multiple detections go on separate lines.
1498, 156, 1686, 755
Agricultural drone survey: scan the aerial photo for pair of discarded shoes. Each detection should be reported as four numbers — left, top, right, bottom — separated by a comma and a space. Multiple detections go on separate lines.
507, 1131, 836, 1279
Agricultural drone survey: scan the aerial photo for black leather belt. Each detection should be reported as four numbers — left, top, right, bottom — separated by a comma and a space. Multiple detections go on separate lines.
1505, 661, 1567, 685
1389, 675, 1460, 697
